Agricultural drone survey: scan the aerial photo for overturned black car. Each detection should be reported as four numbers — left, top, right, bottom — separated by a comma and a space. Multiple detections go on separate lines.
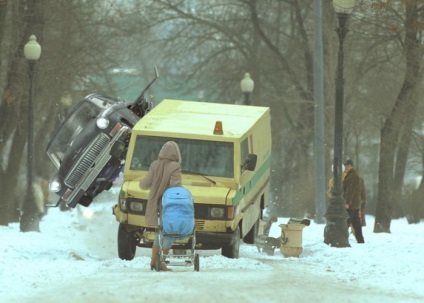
46, 69, 158, 208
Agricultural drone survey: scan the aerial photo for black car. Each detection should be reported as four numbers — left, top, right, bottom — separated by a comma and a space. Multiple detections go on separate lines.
46, 94, 137, 207
46, 69, 158, 208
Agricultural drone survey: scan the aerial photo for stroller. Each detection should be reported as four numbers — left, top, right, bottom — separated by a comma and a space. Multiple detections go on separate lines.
154, 186, 200, 271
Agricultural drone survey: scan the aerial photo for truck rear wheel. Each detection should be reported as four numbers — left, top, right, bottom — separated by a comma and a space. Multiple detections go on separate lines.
243, 218, 259, 244
222, 226, 240, 259
118, 223, 137, 260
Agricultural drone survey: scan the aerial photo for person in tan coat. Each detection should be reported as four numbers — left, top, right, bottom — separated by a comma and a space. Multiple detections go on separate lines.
140, 141, 182, 271
327, 165, 346, 198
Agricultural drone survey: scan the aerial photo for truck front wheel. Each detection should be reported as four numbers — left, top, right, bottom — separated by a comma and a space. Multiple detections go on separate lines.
222, 226, 240, 259
118, 223, 137, 260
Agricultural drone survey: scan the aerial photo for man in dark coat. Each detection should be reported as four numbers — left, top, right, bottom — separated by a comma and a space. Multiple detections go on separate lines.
343, 159, 365, 243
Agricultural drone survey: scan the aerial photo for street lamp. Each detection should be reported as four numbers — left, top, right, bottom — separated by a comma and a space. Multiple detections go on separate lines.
20, 35, 41, 232
323, 0, 355, 247
240, 72, 254, 105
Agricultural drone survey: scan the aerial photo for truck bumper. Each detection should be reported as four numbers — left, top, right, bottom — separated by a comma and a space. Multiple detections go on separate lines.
194, 231, 237, 249
134, 230, 238, 250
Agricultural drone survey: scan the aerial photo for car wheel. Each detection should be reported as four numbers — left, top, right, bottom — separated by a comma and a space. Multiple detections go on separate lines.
59, 201, 70, 212
104, 181, 113, 191
221, 226, 241, 259
110, 140, 126, 159
78, 194, 93, 207
117, 223, 137, 260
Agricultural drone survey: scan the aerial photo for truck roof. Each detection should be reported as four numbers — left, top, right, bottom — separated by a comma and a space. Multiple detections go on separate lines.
134, 99, 270, 139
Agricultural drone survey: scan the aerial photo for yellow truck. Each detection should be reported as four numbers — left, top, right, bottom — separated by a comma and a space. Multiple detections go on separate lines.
112, 99, 271, 259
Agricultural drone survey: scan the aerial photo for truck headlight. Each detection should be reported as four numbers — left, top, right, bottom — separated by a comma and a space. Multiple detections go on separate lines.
49, 180, 61, 192
129, 201, 144, 212
119, 198, 127, 211
96, 117, 109, 129
210, 207, 224, 219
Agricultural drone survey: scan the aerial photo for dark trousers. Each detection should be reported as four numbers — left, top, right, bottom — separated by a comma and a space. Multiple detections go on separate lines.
347, 209, 365, 243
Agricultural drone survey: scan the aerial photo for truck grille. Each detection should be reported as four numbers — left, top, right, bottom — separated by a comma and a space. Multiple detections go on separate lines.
195, 220, 205, 231
65, 133, 110, 188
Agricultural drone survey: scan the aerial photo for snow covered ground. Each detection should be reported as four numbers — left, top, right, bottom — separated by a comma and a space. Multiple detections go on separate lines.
1, 190, 423, 303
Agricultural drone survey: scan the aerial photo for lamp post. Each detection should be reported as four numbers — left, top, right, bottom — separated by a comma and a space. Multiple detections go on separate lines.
323, 0, 355, 247
20, 35, 41, 232
240, 72, 254, 105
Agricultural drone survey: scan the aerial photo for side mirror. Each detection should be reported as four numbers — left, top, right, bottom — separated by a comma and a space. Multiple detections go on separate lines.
242, 154, 257, 172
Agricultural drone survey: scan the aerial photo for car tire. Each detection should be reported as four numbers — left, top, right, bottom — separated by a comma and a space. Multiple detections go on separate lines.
110, 140, 126, 159
117, 223, 137, 260
221, 226, 241, 259
78, 194, 93, 207
59, 201, 70, 212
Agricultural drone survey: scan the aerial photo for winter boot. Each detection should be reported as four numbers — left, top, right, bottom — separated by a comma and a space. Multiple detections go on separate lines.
150, 246, 172, 271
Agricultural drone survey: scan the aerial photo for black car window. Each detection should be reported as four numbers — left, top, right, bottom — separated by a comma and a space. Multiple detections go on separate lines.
46, 100, 103, 168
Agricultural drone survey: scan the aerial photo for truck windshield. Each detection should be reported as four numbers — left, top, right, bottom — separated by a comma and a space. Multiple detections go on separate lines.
46, 100, 103, 169
130, 136, 234, 178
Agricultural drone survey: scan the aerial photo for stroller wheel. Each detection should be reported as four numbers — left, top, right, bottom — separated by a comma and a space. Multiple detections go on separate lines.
194, 253, 200, 271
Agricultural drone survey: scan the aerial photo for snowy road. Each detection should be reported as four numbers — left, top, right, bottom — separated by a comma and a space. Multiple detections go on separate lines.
1, 196, 423, 303
13, 259, 418, 303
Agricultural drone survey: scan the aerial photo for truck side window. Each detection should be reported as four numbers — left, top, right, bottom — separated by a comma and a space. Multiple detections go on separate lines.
240, 138, 248, 172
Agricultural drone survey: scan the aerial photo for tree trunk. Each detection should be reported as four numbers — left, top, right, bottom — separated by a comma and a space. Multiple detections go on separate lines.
392, 104, 419, 219
0, 0, 45, 227
374, 2, 422, 233
248, 0, 315, 216
0, 0, 7, 53
0, 0, 25, 226
407, 152, 424, 224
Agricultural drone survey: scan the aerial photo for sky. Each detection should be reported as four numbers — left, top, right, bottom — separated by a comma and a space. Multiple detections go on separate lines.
1, 188, 423, 303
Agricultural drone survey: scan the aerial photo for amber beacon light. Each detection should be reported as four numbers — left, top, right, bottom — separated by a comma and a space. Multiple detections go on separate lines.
213, 121, 223, 135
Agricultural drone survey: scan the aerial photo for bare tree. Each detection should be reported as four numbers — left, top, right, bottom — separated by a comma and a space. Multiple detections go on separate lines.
0, 0, 44, 226
0, 0, 148, 225
3, 0, 424, 227
372, 1, 424, 232
134, 0, 331, 216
